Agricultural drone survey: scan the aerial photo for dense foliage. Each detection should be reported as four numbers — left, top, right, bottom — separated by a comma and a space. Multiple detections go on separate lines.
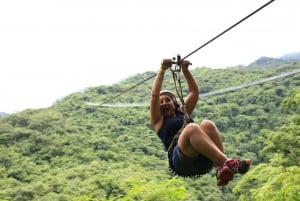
0, 59, 299, 201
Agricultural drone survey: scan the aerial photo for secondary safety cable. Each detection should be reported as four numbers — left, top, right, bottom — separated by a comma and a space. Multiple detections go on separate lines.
96, 0, 276, 107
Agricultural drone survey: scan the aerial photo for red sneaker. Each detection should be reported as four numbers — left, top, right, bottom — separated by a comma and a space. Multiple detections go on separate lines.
216, 166, 233, 186
216, 159, 251, 186
225, 158, 251, 174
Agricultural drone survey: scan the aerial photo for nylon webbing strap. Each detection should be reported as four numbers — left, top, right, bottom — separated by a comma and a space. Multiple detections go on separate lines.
171, 69, 190, 128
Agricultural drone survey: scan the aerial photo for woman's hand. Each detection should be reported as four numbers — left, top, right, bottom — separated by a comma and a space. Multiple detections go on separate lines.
161, 59, 173, 71
182, 60, 191, 70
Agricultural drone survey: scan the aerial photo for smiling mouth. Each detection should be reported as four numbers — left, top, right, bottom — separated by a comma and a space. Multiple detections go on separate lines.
161, 107, 169, 112
161, 108, 173, 116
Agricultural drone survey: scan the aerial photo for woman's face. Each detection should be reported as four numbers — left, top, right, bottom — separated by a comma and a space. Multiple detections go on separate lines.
159, 95, 176, 118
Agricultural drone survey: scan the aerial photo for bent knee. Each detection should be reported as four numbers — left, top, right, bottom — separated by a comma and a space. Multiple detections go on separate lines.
179, 123, 201, 138
199, 119, 217, 131
184, 122, 200, 132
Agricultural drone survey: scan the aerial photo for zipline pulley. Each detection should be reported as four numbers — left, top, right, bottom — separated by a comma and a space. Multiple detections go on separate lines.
171, 54, 182, 72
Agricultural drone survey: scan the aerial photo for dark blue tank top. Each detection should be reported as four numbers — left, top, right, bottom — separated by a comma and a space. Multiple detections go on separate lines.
158, 111, 193, 150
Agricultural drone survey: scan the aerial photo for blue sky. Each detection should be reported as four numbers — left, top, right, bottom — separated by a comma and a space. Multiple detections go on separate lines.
0, 0, 299, 113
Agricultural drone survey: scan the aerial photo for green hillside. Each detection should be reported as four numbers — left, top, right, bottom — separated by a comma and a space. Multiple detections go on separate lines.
0, 59, 300, 201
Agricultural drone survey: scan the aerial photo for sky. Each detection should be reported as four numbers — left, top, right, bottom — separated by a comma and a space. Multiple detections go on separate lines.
0, 0, 299, 113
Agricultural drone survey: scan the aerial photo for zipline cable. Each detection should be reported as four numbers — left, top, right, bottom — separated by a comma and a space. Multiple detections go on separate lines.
96, 0, 275, 107
96, 74, 157, 107
181, 0, 275, 61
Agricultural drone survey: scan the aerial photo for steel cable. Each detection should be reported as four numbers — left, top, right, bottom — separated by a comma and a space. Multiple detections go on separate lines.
96, 0, 275, 107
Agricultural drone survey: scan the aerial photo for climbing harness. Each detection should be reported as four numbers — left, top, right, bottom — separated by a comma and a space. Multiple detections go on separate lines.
95, 0, 275, 107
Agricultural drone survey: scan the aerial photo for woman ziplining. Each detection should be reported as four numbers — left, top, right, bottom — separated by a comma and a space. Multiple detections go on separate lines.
89, 1, 276, 185
150, 58, 251, 186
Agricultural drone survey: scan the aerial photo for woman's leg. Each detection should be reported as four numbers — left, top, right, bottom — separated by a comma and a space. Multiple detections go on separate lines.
177, 120, 251, 186
199, 119, 224, 153
177, 122, 227, 166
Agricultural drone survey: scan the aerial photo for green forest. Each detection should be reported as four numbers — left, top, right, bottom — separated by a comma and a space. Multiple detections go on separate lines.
0, 58, 299, 201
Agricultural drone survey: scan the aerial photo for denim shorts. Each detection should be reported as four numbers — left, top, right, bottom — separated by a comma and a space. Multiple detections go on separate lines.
169, 144, 214, 177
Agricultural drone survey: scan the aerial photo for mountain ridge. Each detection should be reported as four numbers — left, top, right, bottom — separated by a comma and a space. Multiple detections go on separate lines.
247, 51, 300, 68
1, 51, 299, 115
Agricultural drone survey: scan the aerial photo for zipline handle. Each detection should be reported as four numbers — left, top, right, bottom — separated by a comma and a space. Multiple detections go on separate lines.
170, 54, 192, 73
170, 54, 181, 72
